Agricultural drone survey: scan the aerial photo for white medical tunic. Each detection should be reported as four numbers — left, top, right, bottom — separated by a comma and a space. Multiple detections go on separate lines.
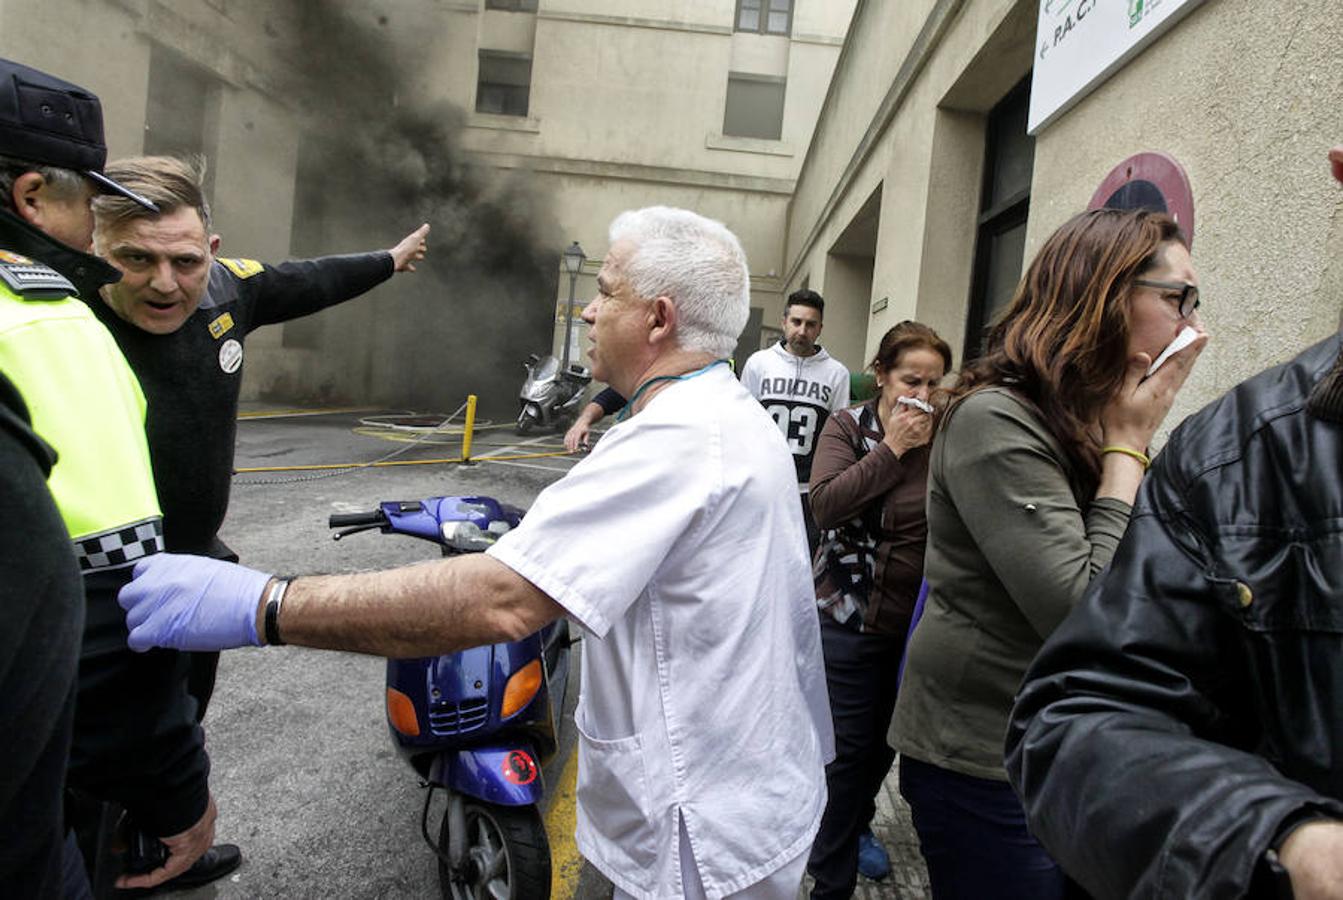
487, 365, 833, 899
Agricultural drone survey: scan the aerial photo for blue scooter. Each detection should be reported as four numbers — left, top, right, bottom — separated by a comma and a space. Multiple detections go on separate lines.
329, 496, 572, 899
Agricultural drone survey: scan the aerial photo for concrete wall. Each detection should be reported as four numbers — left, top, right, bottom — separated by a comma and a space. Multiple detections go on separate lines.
785, 0, 1342, 440
787, 0, 940, 280
1, 0, 306, 254
3, 0, 153, 156
822, 250, 875, 369
461, 1, 853, 218
1027, 0, 1343, 427
785, 0, 1029, 371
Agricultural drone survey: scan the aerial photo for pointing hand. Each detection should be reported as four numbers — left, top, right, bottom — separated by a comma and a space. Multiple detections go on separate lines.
390, 223, 431, 272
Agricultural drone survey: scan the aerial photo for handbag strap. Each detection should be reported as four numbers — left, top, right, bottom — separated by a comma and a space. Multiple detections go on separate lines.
848, 401, 881, 460
846, 402, 885, 535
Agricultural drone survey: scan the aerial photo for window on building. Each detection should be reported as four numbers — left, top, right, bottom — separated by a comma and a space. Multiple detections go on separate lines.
723, 73, 786, 141
485, 0, 538, 10
736, 0, 793, 36
964, 76, 1034, 360
476, 51, 532, 117
144, 45, 214, 161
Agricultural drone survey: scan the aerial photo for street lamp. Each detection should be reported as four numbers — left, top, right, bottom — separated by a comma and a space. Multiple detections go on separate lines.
560, 241, 586, 370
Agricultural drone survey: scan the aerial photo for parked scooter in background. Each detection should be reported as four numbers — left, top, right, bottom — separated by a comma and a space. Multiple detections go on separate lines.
516, 353, 591, 434
329, 496, 573, 899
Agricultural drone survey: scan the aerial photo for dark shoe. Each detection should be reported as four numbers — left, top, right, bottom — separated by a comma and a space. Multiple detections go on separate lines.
856, 829, 891, 881
165, 843, 241, 890
117, 844, 242, 896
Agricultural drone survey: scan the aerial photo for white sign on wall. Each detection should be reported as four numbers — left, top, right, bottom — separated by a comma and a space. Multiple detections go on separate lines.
1028, 0, 1210, 134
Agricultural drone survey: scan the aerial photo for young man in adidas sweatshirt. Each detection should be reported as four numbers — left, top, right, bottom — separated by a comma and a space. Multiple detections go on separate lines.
740, 289, 851, 553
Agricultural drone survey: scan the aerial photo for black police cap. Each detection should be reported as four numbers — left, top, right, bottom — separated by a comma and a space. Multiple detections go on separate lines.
0, 57, 156, 211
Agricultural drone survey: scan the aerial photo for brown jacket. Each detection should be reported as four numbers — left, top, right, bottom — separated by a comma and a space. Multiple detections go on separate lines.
809, 400, 931, 635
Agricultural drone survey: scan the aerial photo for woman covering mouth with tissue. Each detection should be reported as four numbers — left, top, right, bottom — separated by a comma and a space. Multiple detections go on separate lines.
805, 319, 952, 896
890, 207, 1207, 899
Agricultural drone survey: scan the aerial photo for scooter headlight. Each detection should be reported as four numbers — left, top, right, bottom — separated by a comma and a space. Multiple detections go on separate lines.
440, 520, 496, 551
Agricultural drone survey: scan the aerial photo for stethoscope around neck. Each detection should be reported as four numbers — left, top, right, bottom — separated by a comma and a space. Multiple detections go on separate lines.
615, 359, 729, 422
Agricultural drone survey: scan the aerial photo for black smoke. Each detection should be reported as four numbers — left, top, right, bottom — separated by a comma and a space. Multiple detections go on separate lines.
269, 0, 560, 418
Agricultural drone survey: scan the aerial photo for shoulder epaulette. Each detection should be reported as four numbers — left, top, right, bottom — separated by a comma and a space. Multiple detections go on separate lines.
218, 257, 265, 280
0, 250, 76, 300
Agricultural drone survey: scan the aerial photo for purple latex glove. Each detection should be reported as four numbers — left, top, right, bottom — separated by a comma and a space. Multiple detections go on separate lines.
118, 553, 272, 652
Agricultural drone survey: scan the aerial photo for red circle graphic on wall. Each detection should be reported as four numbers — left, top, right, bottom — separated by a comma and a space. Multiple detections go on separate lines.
1088, 152, 1196, 248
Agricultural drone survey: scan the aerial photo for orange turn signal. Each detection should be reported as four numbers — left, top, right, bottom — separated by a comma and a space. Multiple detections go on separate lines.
501, 659, 543, 719
386, 686, 420, 736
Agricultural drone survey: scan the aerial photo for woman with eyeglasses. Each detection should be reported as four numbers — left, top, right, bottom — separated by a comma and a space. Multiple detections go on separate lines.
891, 207, 1208, 899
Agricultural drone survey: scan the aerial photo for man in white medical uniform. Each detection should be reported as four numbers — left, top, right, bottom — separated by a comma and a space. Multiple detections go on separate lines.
117, 206, 835, 899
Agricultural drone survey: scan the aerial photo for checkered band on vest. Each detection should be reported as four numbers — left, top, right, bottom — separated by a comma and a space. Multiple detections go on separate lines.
75, 518, 164, 572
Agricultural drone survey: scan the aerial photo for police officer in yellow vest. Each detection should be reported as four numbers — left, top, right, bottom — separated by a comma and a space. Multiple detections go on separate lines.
0, 57, 233, 895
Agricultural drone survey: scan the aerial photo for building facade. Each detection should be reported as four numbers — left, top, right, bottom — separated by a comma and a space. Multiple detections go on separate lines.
785, 0, 1343, 430
1, 0, 855, 408
8, 0, 1331, 420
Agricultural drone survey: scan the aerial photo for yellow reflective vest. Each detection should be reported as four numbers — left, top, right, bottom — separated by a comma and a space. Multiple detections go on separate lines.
0, 269, 162, 572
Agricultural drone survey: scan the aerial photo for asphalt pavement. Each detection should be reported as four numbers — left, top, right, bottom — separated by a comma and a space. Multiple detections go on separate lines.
159, 405, 930, 899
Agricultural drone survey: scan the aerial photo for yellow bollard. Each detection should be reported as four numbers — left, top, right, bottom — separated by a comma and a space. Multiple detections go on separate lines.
462, 394, 477, 463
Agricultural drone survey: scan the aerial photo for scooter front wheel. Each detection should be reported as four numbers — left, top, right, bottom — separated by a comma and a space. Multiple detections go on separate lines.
439, 802, 550, 900
515, 406, 541, 436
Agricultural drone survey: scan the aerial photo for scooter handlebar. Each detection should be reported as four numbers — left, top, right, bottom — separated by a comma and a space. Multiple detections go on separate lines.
328, 511, 386, 528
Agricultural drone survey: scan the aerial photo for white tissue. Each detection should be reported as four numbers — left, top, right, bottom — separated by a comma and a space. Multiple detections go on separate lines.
896, 396, 934, 414
1146, 325, 1200, 376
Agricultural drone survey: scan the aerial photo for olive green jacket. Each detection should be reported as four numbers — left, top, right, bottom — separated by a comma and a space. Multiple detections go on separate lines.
891, 387, 1132, 780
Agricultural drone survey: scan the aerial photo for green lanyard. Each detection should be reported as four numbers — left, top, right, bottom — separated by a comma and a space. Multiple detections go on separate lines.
616, 359, 729, 422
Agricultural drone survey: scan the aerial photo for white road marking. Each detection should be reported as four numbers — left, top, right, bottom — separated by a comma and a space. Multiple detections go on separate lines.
480, 458, 578, 474
471, 433, 557, 459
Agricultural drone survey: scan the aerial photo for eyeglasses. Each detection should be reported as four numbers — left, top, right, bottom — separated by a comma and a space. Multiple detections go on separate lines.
1134, 279, 1200, 318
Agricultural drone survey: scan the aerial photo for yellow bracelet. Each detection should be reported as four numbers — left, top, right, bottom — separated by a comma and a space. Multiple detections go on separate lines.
1101, 445, 1150, 470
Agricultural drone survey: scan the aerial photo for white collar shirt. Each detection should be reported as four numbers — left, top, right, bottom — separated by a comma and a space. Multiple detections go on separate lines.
487, 365, 833, 898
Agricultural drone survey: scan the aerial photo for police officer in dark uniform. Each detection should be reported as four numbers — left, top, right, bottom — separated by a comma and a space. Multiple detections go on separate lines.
0, 56, 237, 895
87, 155, 427, 724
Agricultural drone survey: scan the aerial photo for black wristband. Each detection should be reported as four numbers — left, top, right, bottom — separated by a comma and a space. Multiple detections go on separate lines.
263, 578, 290, 646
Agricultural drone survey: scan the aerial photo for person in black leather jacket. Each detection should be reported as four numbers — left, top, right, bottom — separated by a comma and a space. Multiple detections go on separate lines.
1007, 146, 1343, 900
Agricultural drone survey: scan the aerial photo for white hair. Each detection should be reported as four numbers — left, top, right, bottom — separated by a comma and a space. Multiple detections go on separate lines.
608, 206, 750, 358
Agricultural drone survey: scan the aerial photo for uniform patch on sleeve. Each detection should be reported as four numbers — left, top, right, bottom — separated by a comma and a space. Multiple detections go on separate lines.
218, 258, 265, 279
208, 312, 235, 339
0, 250, 76, 300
